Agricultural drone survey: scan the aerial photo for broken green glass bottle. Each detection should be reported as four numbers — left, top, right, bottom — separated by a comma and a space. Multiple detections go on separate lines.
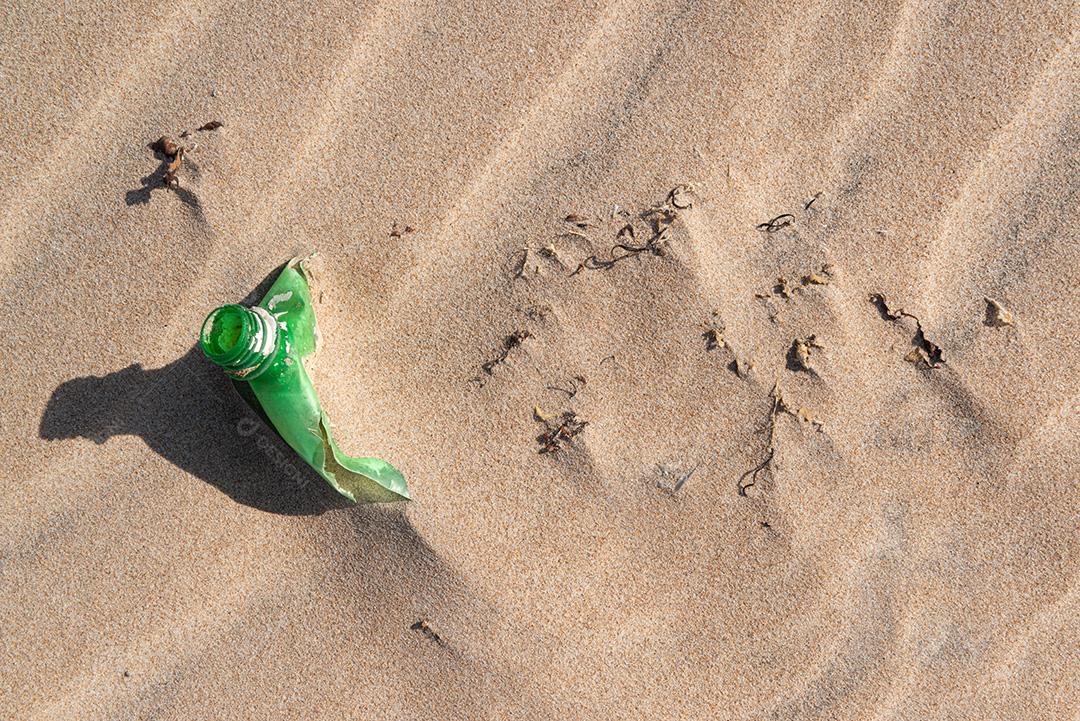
199, 255, 409, 504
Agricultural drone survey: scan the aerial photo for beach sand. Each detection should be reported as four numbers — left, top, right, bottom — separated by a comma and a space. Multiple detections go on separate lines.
2, 1, 1077, 718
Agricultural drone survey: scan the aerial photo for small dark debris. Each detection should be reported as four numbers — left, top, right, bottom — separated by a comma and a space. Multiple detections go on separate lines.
162, 148, 184, 189
804, 192, 821, 210
564, 213, 593, 229
519, 304, 551, 322
197, 120, 224, 132
149, 136, 179, 157
535, 409, 587, 453
480, 329, 531, 377
410, 620, 445, 646
703, 312, 726, 352
703, 327, 723, 351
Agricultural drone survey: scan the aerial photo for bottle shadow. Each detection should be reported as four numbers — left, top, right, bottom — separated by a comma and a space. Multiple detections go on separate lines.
38, 261, 347, 515
39, 346, 348, 515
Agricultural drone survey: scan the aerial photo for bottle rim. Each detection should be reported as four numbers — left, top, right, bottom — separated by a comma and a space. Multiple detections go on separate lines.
200, 304, 279, 379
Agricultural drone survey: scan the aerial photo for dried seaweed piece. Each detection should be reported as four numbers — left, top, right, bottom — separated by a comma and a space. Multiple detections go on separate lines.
669, 184, 694, 209
568, 189, 689, 275
197, 120, 224, 131
869, 293, 902, 320
756, 214, 794, 233
869, 293, 945, 368
737, 448, 773, 496
985, 297, 1014, 327
913, 328, 944, 367
738, 383, 784, 496
789, 335, 823, 373
570, 227, 670, 275
737, 381, 825, 496
804, 192, 822, 210
643, 185, 693, 234
535, 409, 588, 453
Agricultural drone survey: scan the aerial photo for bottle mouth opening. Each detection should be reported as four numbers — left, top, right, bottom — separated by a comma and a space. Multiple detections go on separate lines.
200, 304, 279, 377
201, 305, 249, 359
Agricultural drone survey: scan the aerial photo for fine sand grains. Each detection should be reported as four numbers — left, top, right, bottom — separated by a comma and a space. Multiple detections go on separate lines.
1, 1, 1077, 719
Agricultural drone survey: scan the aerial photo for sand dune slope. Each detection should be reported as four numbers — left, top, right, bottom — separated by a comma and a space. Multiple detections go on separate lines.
2, 1, 1077, 719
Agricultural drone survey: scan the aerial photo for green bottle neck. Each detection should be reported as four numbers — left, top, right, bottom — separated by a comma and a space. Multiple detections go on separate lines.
199, 304, 280, 379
